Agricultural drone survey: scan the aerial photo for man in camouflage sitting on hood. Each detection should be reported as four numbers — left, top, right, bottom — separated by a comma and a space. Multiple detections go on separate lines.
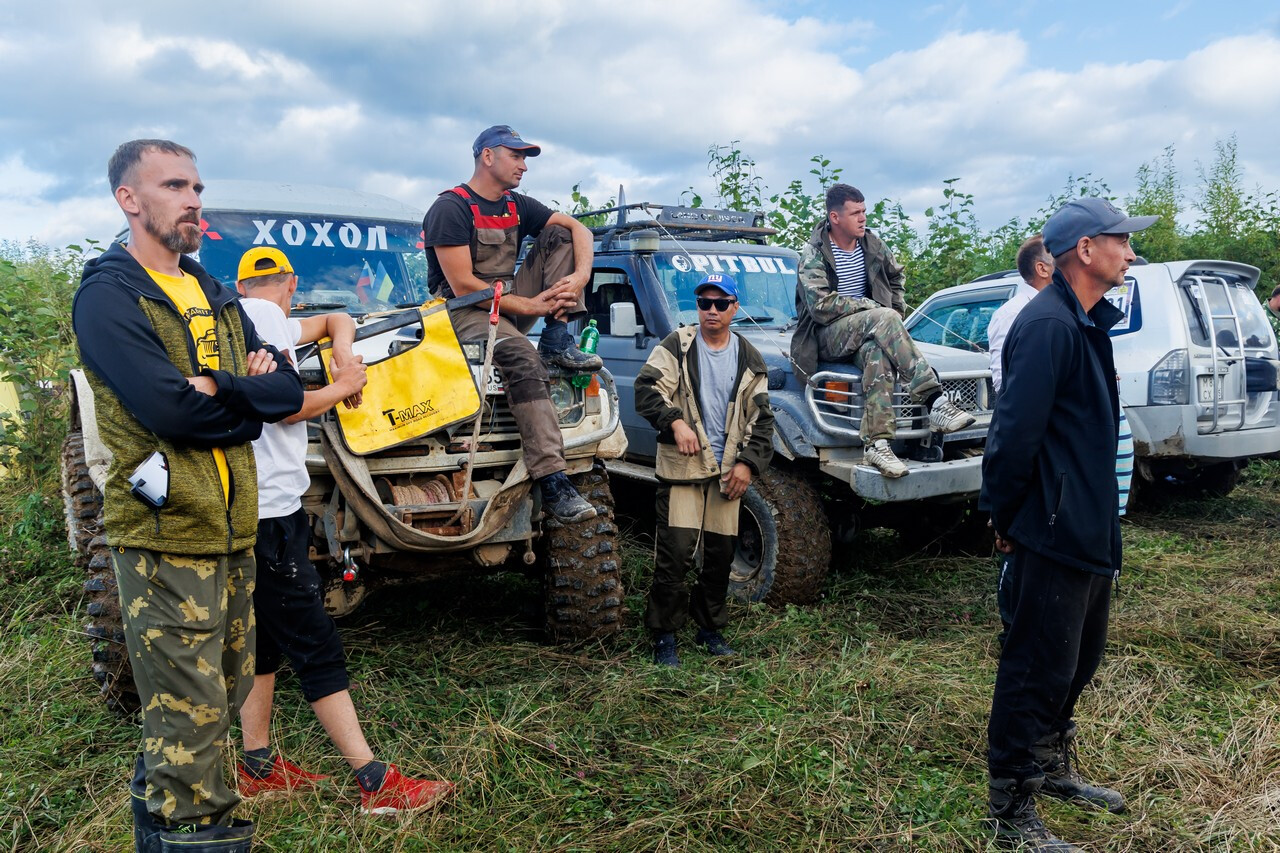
791, 183, 974, 477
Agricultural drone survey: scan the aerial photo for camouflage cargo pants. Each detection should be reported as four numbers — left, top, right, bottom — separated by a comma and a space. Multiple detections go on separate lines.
112, 546, 256, 828
816, 306, 941, 442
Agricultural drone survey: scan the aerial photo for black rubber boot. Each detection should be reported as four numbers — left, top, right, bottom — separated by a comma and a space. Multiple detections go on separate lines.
538, 342, 603, 372
1032, 723, 1126, 813
538, 472, 597, 524
652, 632, 679, 667
987, 776, 1083, 851
131, 754, 162, 853
157, 820, 255, 852
538, 323, 603, 372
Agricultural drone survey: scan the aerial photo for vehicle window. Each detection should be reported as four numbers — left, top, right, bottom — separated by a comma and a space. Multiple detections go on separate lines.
1178, 283, 1211, 346
195, 212, 431, 312
1229, 283, 1275, 349
585, 270, 635, 335
652, 251, 797, 328
908, 299, 1006, 351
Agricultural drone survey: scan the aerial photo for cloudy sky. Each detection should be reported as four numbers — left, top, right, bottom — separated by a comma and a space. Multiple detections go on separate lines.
3, 0, 1279, 248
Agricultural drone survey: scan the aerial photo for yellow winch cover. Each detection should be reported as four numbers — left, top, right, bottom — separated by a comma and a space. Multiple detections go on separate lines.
319, 302, 480, 455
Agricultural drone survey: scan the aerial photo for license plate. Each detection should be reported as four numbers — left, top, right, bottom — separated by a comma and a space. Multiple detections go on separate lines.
1197, 375, 1226, 402
471, 365, 504, 395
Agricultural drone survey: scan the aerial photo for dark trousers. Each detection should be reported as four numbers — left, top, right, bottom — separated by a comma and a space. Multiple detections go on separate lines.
253, 510, 350, 703
987, 546, 1112, 780
644, 481, 739, 634
447, 225, 582, 480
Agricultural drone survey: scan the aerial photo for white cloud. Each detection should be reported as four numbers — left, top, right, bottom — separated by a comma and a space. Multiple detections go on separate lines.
1, 2, 1279, 248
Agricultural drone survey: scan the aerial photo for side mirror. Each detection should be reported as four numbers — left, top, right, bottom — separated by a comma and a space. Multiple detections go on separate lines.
610, 302, 644, 337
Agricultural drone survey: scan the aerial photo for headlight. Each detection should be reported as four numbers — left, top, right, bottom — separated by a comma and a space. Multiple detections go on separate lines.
462, 342, 483, 362
549, 378, 583, 424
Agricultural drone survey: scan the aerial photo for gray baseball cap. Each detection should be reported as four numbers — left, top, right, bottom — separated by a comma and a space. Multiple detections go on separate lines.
1042, 198, 1158, 256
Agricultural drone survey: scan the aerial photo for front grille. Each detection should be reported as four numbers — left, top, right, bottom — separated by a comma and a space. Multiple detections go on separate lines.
807, 370, 992, 439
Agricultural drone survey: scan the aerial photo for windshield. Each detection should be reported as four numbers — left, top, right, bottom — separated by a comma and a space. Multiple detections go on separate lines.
195, 212, 430, 313
652, 250, 798, 328
906, 296, 1007, 351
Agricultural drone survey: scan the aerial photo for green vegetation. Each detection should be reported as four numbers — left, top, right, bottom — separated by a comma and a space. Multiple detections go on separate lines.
662, 137, 1280, 310
3, 469, 1280, 851
4, 146, 1279, 849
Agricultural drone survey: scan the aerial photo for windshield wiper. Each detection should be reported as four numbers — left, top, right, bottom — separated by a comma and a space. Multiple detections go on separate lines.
293, 302, 349, 311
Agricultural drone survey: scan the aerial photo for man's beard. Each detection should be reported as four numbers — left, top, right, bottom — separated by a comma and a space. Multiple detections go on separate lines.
140, 202, 201, 254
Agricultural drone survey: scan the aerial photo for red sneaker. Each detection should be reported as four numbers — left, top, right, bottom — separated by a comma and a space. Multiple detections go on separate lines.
360, 764, 454, 815
238, 754, 330, 798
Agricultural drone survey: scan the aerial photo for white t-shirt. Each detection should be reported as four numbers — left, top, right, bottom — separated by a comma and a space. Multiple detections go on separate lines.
239, 298, 309, 519
987, 281, 1041, 395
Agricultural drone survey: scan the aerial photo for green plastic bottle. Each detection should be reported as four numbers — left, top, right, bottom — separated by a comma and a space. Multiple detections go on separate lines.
571, 319, 599, 388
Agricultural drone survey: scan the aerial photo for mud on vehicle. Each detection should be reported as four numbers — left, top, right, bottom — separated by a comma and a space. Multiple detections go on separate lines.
573, 200, 995, 607
64, 182, 628, 713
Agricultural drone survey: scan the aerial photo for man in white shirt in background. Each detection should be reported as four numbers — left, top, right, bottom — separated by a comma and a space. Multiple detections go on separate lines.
988, 235, 1054, 396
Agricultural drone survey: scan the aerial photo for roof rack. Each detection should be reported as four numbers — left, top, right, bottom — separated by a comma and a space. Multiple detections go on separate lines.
573, 201, 777, 248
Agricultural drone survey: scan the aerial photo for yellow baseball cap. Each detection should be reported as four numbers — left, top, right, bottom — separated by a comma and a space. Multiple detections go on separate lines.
236, 246, 294, 282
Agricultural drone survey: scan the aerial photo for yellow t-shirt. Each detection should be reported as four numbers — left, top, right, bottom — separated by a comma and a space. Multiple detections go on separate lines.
146, 268, 231, 506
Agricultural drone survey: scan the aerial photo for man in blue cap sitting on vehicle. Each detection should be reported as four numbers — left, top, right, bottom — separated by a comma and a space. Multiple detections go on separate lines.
422, 125, 601, 523
982, 197, 1156, 851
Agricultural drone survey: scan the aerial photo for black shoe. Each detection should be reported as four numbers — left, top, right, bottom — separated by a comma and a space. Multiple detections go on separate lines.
539, 472, 597, 524
652, 632, 679, 667
157, 820, 255, 852
1031, 724, 1126, 813
538, 342, 603, 372
131, 755, 162, 853
987, 776, 1082, 851
694, 628, 736, 656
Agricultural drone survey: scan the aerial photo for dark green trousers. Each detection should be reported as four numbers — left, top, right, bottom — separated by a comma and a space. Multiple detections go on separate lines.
644, 480, 739, 634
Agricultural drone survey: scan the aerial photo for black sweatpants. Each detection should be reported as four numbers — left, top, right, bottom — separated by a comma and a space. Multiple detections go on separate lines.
987, 546, 1112, 780
253, 509, 350, 702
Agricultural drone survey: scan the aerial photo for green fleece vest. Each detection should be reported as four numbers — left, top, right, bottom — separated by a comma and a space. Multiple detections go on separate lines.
88, 295, 259, 555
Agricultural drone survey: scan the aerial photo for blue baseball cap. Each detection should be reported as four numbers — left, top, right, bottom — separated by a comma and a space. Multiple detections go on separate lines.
1042, 197, 1158, 257
694, 272, 739, 299
472, 125, 542, 158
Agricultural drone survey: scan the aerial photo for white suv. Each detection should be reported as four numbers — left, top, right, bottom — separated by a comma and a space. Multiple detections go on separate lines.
905, 259, 1280, 499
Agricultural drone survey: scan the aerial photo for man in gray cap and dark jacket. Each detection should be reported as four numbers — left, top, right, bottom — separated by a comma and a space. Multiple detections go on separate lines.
981, 197, 1156, 851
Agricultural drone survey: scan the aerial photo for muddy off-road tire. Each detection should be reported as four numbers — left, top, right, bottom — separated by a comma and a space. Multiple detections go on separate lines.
62, 431, 139, 715
729, 467, 832, 606
542, 462, 625, 641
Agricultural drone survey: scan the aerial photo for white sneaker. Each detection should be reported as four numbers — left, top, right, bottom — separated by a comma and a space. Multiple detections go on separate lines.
864, 439, 909, 478
929, 397, 976, 434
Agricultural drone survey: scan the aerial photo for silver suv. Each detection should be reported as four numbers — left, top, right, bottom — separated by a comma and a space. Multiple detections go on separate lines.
905, 259, 1280, 500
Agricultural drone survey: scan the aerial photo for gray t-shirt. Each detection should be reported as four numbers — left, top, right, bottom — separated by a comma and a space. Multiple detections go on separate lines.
696, 332, 740, 465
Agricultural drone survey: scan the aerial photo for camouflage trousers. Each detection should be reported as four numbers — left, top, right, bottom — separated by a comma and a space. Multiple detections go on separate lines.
817, 306, 941, 442
112, 546, 256, 828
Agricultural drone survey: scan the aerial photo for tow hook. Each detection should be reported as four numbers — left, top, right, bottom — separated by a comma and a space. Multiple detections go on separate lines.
342, 546, 359, 583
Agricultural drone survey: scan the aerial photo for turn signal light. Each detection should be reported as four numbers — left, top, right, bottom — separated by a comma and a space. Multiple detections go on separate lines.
824, 381, 851, 403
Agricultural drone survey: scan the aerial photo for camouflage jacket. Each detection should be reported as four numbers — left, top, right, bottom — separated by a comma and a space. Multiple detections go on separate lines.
791, 220, 906, 381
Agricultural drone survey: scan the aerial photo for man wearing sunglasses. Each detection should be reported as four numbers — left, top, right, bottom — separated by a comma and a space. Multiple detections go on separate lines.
635, 273, 774, 667
792, 183, 975, 478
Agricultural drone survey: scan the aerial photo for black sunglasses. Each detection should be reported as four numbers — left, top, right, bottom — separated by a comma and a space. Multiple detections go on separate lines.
696, 297, 737, 312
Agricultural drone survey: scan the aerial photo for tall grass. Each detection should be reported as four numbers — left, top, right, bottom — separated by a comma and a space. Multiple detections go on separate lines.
2, 467, 1279, 851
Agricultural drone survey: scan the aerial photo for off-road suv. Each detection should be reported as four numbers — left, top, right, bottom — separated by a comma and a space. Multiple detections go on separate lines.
569, 202, 995, 605
905, 259, 1280, 502
63, 181, 627, 712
